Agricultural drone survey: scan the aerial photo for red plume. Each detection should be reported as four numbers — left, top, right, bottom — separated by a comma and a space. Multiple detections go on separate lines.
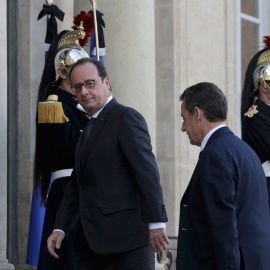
72, 11, 94, 47
263, 36, 270, 49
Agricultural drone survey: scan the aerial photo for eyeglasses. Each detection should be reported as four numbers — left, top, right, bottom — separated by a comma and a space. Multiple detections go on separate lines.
71, 77, 103, 93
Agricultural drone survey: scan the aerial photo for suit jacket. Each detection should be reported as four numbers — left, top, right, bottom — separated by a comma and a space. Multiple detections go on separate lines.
177, 127, 270, 270
55, 98, 168, 254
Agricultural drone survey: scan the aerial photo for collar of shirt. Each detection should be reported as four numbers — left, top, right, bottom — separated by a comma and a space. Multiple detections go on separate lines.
91, 95, 113, 119
200, 124, 226, 152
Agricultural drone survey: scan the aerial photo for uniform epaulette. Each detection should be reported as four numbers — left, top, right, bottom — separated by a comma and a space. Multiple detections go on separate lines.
38, 95, 70, 123
244, 105, 259, 118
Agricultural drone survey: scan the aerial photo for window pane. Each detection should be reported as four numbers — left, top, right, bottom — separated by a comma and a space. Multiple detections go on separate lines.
241, 0, 258, 17
241, 19, 259, 88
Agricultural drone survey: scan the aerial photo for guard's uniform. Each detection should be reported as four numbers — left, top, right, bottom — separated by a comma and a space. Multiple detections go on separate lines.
241, 38, 270, 209
242, 99, 270, 207
37, 88, 88, 270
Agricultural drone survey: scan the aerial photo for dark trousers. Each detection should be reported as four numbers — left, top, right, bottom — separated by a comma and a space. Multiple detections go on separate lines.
76, 242, 155, 270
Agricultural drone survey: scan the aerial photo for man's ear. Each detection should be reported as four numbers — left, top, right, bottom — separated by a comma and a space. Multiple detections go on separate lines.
258, 83, 267, 93
103, 76, 111, 91
194, 107, 201, 121
57, 68, 67, 80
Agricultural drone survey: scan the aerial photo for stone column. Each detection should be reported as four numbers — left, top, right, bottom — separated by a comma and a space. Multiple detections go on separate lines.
155, 0, 178, 238
0, 0, 15, 269
75, 0, 157, 148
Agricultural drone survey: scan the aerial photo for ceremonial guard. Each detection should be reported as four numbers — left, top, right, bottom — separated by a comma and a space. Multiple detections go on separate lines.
34, 20, 92, 269
241, 36, 270, 207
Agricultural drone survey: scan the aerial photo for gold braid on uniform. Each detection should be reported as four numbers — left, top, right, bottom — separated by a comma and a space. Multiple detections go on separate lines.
37, 22, 88, 124
38, 94, 69, 123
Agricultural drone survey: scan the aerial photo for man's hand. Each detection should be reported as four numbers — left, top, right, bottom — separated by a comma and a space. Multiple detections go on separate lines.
150, 228, 169, 253
47, 231, 65, 259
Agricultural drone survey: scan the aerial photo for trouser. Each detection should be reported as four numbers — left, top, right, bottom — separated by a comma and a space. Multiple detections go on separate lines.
76, 241, 155, 270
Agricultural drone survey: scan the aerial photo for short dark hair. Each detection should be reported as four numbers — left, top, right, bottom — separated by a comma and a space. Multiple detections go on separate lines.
69, 57, 108, 84
180, 82, 227, 122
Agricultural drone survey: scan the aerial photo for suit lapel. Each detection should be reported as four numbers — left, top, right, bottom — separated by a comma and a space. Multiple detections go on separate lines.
78, 98, 118, 178
183, 158, 200, 196
75, 132, 84, 176
182, 127, 232, 201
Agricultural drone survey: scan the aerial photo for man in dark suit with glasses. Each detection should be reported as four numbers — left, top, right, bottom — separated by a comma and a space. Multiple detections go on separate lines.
47, 58, 169, 270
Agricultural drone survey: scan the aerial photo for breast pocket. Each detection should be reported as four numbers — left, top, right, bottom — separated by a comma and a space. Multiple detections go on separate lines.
102, 198, 137, 214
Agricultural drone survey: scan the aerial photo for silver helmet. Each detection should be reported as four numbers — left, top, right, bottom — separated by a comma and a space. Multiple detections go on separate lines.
252, 49, 270, 96
54, 21, 89, 81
